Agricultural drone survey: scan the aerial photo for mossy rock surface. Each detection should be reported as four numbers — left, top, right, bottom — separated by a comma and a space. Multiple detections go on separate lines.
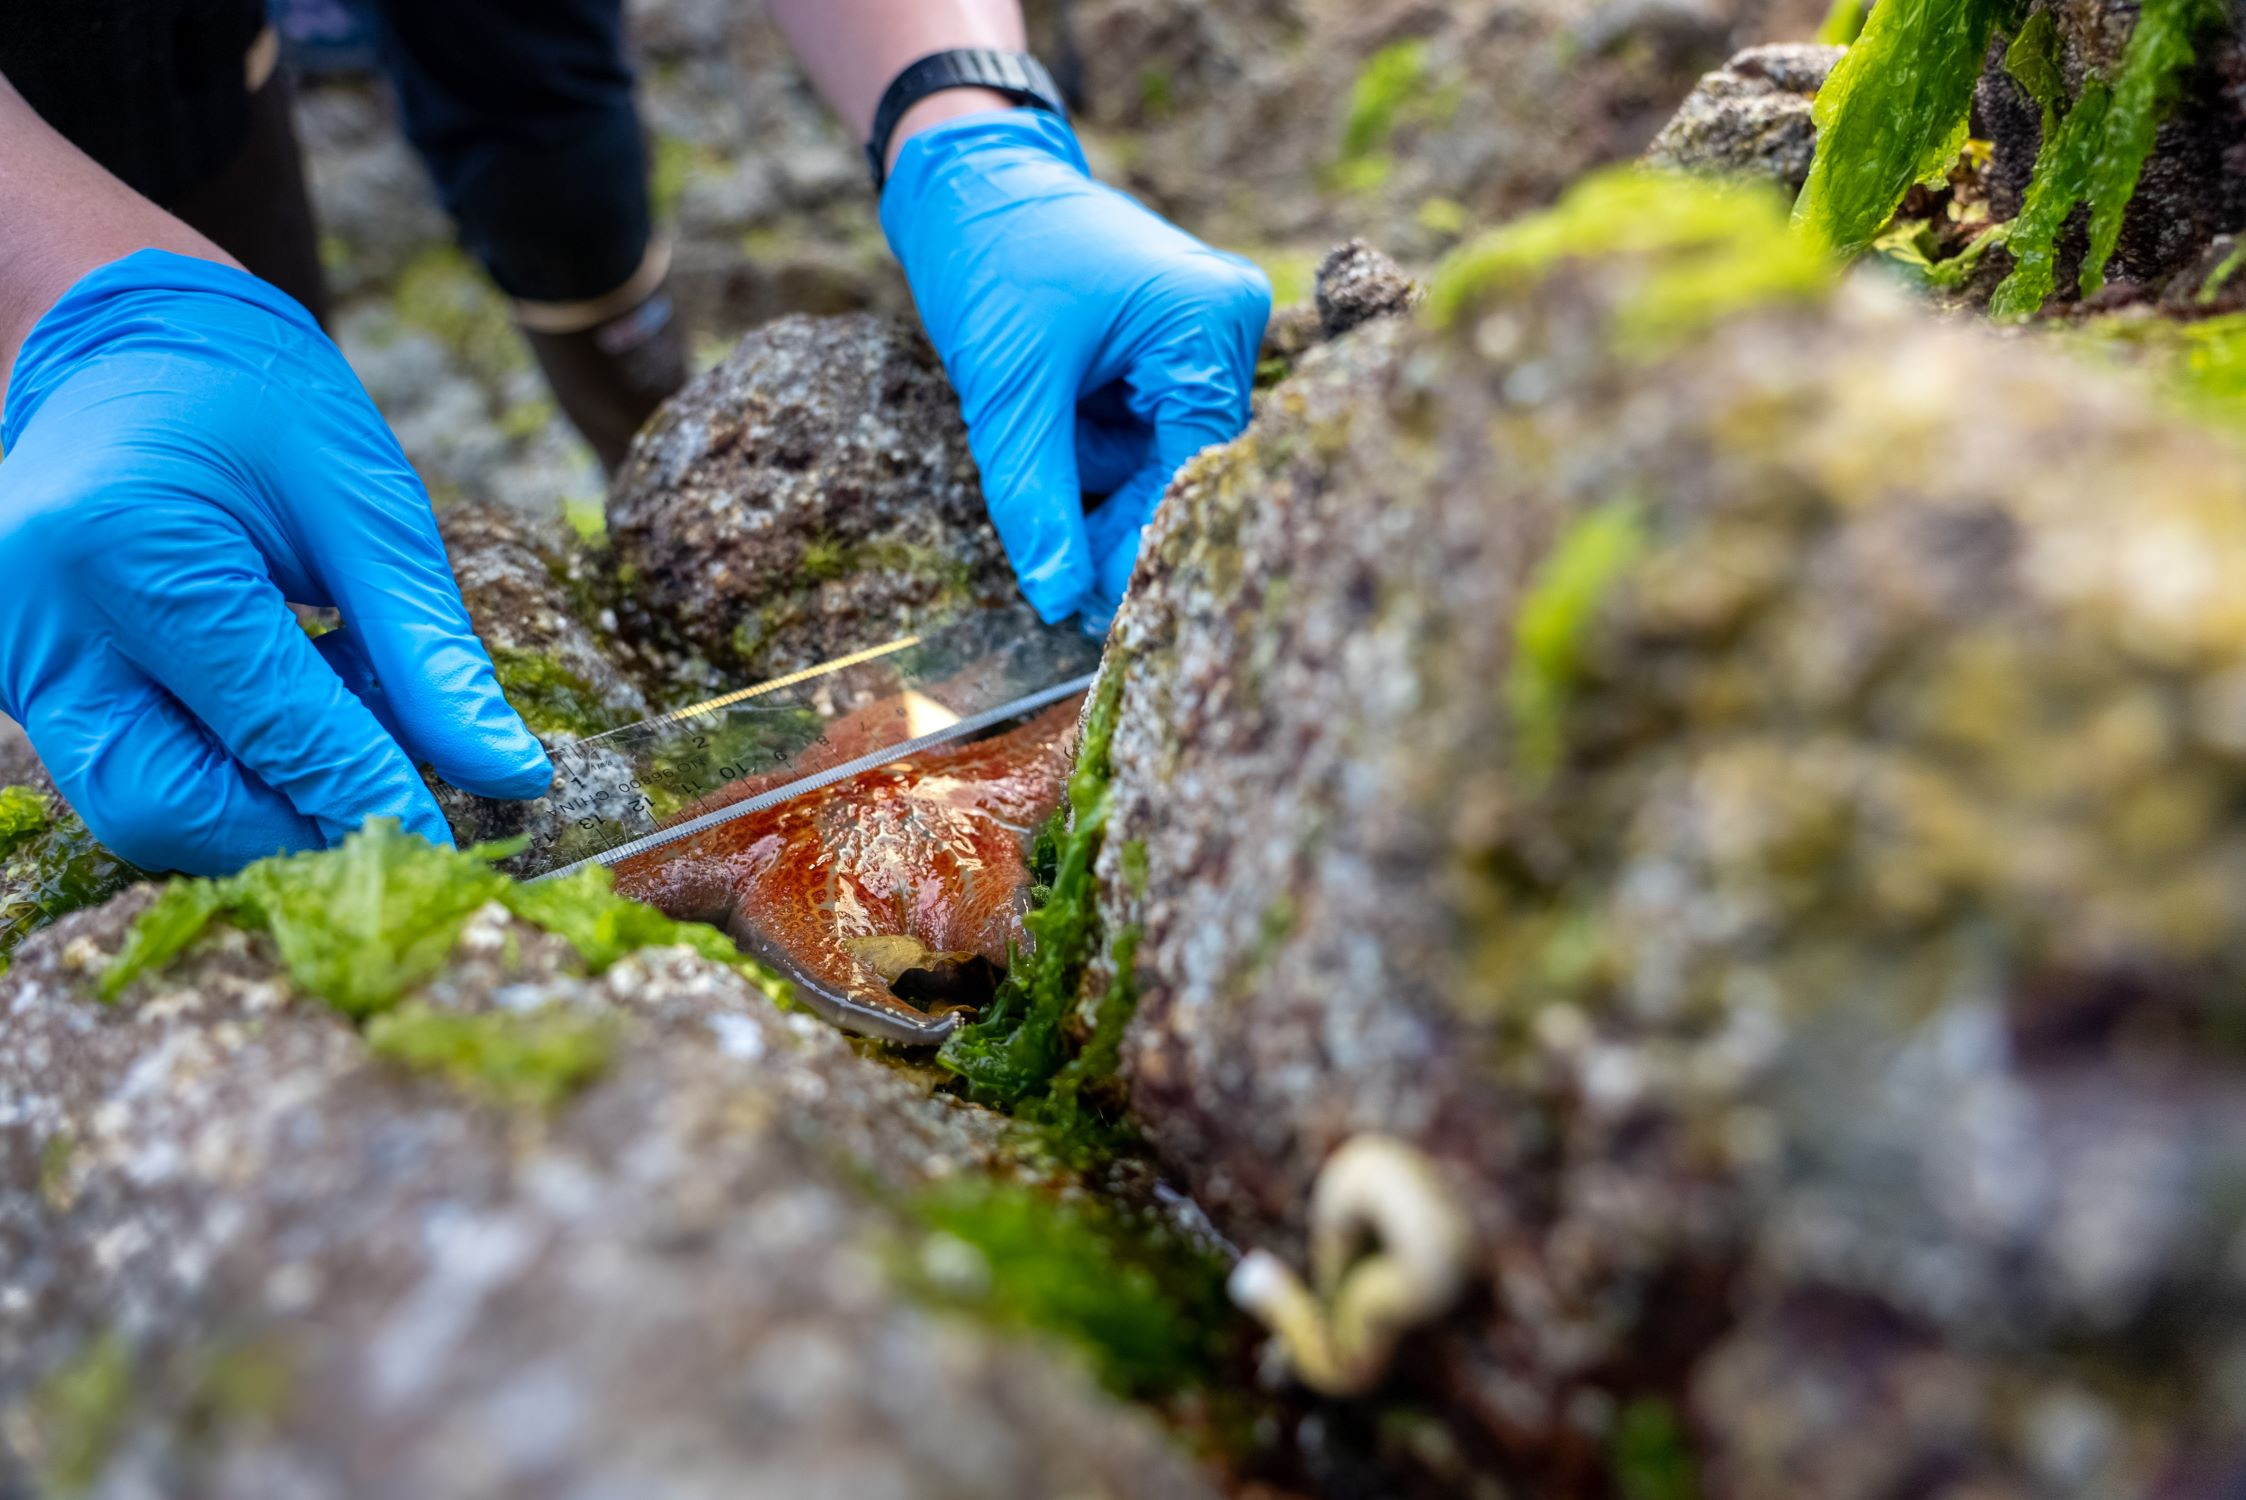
437, 503, 657, 739
607, 314, 1016, 683
0, 832, 1226, 1499
1088, 170, 2246, 1494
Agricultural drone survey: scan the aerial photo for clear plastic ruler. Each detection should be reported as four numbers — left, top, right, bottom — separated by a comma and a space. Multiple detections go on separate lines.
516, 605, 1103, 883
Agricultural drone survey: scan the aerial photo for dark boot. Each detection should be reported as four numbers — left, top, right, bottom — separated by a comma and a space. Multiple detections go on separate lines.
520, 286, 688, 473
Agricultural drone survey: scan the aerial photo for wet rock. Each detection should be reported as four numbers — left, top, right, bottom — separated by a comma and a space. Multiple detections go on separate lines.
1042, 0, 1833, 267
607, 313, 1015, 680
0, 759, 139, 973
425, 503, 676, 863
440, 504, 653, 740
1645, 42, 1843, 191
1083, 172, 2246, 1492
0, 886, 1223, 1498
1313, 239, 1422, 337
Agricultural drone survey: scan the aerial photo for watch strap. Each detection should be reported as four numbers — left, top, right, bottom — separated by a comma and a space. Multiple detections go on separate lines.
866, 48, 1067, 191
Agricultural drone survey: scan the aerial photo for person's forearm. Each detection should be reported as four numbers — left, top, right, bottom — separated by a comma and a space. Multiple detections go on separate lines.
0, 73, 232, 407
766, 0, 1029, 175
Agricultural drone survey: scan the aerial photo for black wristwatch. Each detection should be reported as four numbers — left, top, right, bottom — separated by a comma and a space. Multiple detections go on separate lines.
866, 49, 1068, 191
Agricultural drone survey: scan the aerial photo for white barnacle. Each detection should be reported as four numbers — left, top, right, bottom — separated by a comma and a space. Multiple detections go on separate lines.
1227, 1134, 1474, 1397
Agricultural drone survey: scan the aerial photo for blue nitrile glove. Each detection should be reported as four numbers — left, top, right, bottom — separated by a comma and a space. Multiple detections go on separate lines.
881, 111, 1272, 630
0, 250, 551, 875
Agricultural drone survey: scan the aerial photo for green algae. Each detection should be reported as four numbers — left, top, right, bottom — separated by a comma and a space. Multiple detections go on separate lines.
1612, 1398, 1699, 1500
798, 535, 975, 598
38, 1131, 74, 1210
29, 1332, 131, 1495
489, 646, 617, 740
1032, 923, 1145, 1164
1817, 0, 1869, 45
502, 862, 794, 1009
2053, 310, 2246, 430
1510, 501, 1648, 781
562, 497, 607, 543
2078, 0, 2223, 297
1428, 170, 1833, 354
1872, 218, 2014, 291
2, 794, 142, 972
1990, 80, 2113, 315
1138, 66, 1176, 121
389, 245, 525, 380
103, 824, 513, 1016
1330, 40, 1460, 195
177, 1338, 294, 1437
366, 1001, 618, 1108
102, 822, 793, 1016
2200, 243, 2246, 304
651, 134, 720, 222
906, 1178, 1231, 1399
1244, 247, 1321, 310
2005, 9, 2066, 136
1417, 195, 1472, 239
800, 534, 850, 581
0, 784, 48, 850
1990, 0, 2224, 315
2075, 0, 2219, 291
1793, 0, 2014, 256
23, 1331, 299, 1491
1340, 41, 1429, 162
937, 666, 1125, 1107
1119, 838, 1150, 899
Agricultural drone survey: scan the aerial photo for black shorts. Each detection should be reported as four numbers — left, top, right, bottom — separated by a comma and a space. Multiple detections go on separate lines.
2, 0, 269, 210
2, 0, 651, 306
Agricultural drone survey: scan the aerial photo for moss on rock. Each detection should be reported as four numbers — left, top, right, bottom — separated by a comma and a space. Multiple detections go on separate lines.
365, 1001, 619, 1108
1431, 169, 1832, 354
1092, 150, 2246, 1494
607, 314, 1014, 682
2, 851, 1224, 1497
25, 1331, 131, 1495
938, 665, 1128, 1114
905, 1177, 1232, 1401
488, 645, 620, 740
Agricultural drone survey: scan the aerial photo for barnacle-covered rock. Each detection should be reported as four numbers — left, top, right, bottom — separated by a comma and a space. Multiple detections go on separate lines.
1083, 170, 2246, 1494
607, 313, 1015, 681
439, 503, 653, 740
0, 838, 1226, 1498
1312, 239, 1421, 337
427, 503, 675, 861
1645, 42, 1843, 191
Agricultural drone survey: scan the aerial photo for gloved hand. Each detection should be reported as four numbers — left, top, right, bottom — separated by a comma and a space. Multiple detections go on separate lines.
0, 250, 551, 875
882, 110, 1271, 630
